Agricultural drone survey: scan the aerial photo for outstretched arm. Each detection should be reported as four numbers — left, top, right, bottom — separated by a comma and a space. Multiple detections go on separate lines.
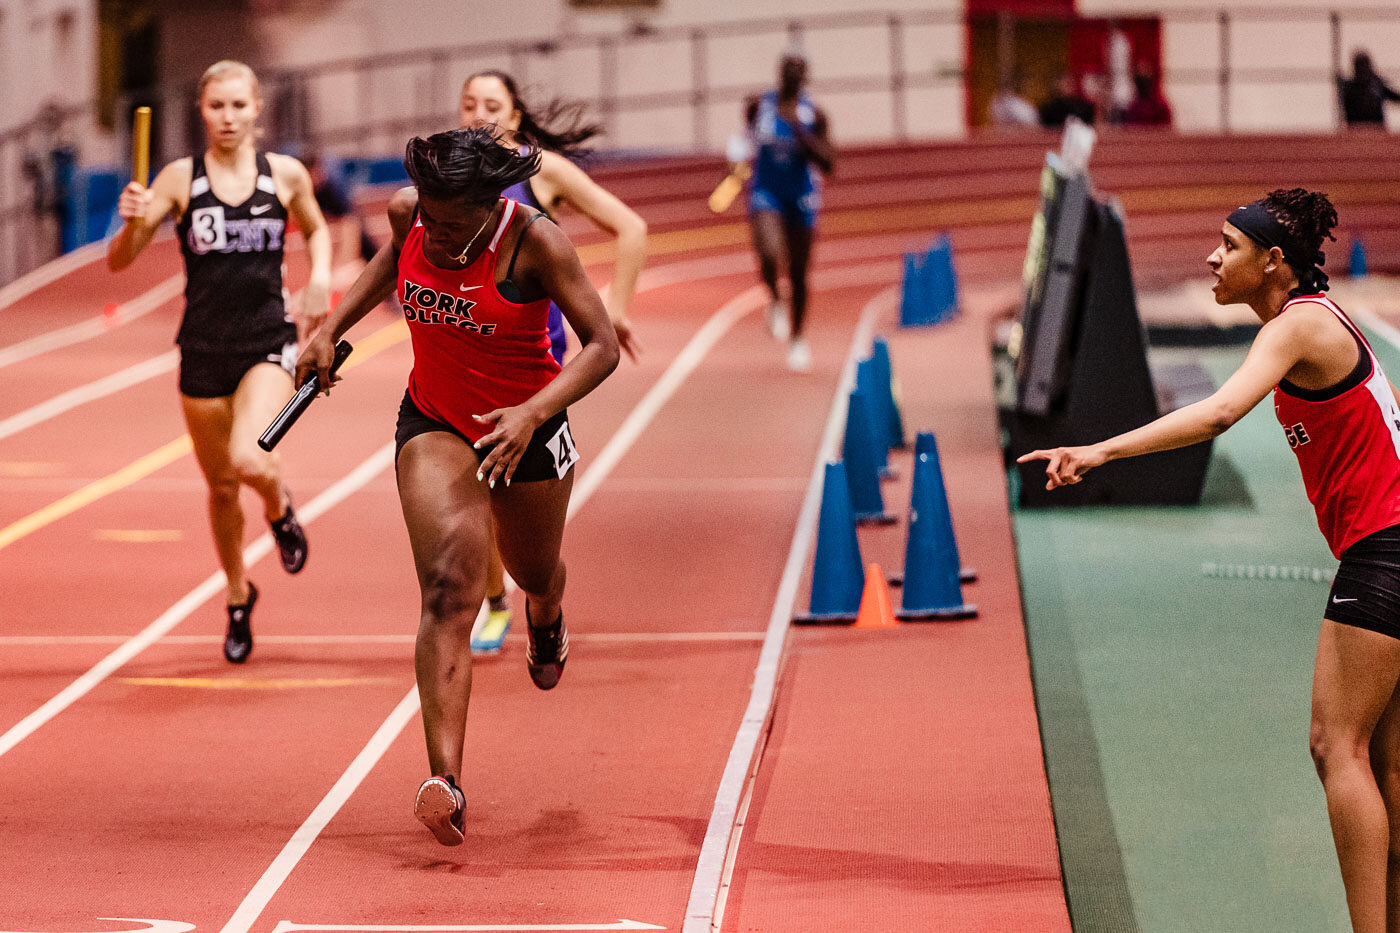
294, 186, 412, 392
1017, 313, 1308, 490
276, 154, 334, 345
541, 151, 646, 360
472, 217, 620, 487
107, 159, 188, 271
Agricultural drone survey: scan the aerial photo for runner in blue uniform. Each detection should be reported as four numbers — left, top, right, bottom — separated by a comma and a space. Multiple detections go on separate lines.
459, 69, 646, 653
742, 54, 835, 372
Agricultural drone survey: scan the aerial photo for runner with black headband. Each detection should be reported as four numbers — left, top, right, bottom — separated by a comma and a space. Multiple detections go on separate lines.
459, 69, 646, 654
297, 127, 619, 846
1020, 189, 1400, 931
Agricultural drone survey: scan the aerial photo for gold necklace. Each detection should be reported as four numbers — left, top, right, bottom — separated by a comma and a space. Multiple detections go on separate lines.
450, 204, 497, 264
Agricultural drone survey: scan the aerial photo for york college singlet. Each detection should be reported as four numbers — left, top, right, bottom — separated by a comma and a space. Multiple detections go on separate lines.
1274, 294, 1400, 556
398, 198, 560, 443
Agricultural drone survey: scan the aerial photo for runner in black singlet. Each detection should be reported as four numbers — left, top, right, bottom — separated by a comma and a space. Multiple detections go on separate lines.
107, 60, 333, 664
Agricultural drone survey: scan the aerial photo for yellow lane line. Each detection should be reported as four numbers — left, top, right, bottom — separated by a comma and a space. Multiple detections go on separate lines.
94, 529, 183, 542
0, 436, 192, 551
0, 319, 410, 553
117, 676, 398, 690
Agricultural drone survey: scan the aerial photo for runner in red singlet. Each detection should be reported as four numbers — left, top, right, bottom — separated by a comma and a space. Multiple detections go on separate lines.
1020, 189, 1400, 932
297, 128, 619, 847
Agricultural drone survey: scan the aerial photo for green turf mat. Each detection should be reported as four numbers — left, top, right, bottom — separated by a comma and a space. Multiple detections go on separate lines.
1011, 332, 1400, 932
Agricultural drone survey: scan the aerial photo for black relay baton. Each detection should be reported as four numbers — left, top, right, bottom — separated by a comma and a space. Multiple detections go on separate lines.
257, 340, 354, 452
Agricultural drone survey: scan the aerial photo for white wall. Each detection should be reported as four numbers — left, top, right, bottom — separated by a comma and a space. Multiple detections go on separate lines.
0, 0, 97, 135
236, 0, 966, 153
1079, 0, 1400, 132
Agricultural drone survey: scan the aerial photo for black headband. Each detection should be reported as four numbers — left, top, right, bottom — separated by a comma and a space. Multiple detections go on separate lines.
1226, 200, 1329, 294
1227, 202, 1290, 255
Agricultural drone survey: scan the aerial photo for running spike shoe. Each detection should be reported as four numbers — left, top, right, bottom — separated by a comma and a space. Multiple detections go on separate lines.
525, 606, 568, 690
270, 494, 308, 574
415, 774, 466, 846
224, 582, 258, 664
471, 604, 512, 656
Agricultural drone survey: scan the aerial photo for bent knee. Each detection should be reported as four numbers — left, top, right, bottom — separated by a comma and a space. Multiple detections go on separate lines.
420, 562, 483, 624
208, 477, 241, 505
231, 449, 277, 486
511, 560, 564, 601
1310, 723, 1372, 779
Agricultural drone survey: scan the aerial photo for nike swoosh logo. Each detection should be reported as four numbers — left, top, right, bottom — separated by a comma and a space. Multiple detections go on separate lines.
1333, 596, 1358, 603
250, 204, 272, 215
458, 284, 482, 292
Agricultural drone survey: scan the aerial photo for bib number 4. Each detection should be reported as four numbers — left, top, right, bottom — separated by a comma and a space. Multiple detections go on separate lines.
545, 421, 579, 479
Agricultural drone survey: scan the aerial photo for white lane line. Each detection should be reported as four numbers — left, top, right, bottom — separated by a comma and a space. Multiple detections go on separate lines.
1352, 306, 1400, 354
0, 632, 766, 646
0, 444, 395, 761
569, 284, 766, 518
0, 241, 107, 311
0, 274, 184, 370
272, 923, 665, 932
0, 351, 178, 441
682, 286, 893, 933
0, 259, 369, 436
218, 281, 772, 933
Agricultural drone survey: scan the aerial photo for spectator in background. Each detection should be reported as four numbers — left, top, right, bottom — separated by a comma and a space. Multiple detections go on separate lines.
1340, 51, 1400, 128
305, 151, 378, 268
1123, 68, 1173, 127
990, 74, 1039, 129
1039, 73, 1096, 128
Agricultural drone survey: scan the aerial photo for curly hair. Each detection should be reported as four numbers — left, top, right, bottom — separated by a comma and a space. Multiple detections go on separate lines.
1260, 188, 1339, 295
403, 127, 542, 206
463, 70, 601, 161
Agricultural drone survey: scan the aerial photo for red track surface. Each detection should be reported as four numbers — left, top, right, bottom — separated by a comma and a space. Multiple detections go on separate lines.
0, 146, 1066, 931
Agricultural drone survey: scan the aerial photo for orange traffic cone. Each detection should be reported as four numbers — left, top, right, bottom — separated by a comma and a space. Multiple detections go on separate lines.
854, 563, 899, 629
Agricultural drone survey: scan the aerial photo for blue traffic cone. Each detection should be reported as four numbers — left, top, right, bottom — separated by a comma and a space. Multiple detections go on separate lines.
794, 462, 864, 624
899, 252, 928, 327
923, 235, 959, 325
1351, 238, 1368, 278
855, 359, 896, 479
898, 432, 977, 620
869, 337, 907, 450
843, 390, 896, 525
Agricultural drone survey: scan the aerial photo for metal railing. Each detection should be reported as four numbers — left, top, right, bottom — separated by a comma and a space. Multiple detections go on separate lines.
112, 6, 1400, 164
0, 103, 93, 288
3, 7, 1399, 287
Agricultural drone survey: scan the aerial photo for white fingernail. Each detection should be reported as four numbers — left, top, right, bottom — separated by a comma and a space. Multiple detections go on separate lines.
476, 472, 484, 482
489, 478, 495, 489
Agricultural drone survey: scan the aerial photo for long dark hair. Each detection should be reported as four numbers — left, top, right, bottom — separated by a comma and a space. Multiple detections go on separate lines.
403, 127, 541, 206
464, 70, 601, 160
1261, 188, 1339, 296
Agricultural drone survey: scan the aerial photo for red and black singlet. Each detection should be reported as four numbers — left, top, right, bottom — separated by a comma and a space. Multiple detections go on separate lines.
397, 198, 561, 443
1273, 294, 1400, 557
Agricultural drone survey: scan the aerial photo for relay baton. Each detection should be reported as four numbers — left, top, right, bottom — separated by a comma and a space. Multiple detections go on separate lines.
257, 340, 353, 452
707, 162, 750, 214
132, 107, 152, 186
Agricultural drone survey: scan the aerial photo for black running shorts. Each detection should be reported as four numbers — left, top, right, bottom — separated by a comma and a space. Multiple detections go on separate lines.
394, 390, 578, 483
1325, 524, 1400, 640
179, 341, 296, 399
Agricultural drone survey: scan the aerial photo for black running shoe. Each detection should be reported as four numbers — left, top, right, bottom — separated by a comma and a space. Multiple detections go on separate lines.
224, 582, 258, 664
270, 495, 308, 574
415, 774, 466, 846
525, 606, 568, 690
